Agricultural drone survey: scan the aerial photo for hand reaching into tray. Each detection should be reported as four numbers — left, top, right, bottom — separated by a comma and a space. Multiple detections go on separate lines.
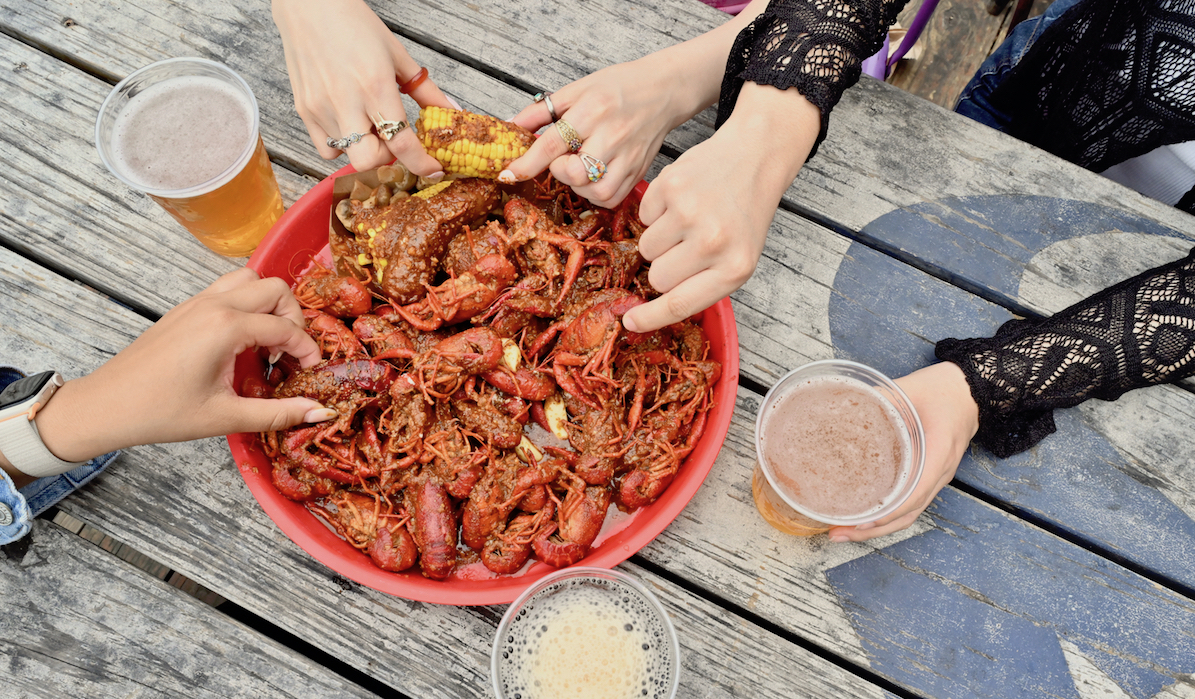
271, 0, 453, 175
0, 269, 331, 488
499, 0, 819, 332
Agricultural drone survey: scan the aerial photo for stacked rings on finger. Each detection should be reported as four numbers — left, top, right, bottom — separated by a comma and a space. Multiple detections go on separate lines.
579, 153, 607, 183
555, 119, 583, 153
327, 132, 366, 150
370, 112, 408, 141
534, 91, 559, 122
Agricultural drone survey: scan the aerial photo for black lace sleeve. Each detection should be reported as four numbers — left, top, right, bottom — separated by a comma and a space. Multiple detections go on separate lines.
715, 0, 909, 157
935, 247, 1195, 458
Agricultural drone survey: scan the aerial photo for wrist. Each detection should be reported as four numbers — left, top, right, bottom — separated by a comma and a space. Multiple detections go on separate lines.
34, 377, 119, 464
936, 362, 980, 440
720, 81, 821, 197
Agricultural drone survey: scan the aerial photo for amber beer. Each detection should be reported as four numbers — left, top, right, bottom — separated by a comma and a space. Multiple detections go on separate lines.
96, 58, 283, 257
753, 360, 925, 535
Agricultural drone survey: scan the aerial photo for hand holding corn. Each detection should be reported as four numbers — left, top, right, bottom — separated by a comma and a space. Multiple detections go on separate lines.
415, 107, 536, 179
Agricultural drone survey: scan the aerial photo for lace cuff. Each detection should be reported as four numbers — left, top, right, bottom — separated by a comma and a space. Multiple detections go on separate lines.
715, 0, 906, 157
936, 247, 1195, 457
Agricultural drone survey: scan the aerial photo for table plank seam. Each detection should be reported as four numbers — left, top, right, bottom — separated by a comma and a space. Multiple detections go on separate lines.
947, 479, 1195, 602
630, 554, 929, 699
34, 513, 408, 699
0, 21, 120, 85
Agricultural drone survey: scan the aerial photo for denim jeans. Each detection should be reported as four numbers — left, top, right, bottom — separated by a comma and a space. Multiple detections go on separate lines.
0, 366, 118, 544
954, 0, 1085, 131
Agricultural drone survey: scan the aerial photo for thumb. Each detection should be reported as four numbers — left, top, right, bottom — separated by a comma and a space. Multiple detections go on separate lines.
229, 396, 337, 434
499, 125, 570, 184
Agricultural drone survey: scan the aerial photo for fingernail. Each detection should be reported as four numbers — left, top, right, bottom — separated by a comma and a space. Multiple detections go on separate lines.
427, 171, 445, 184
268, 351, 282, 365
304, 407, 338, 423
622, 315, 640, 333
498, 169, 517, 185
446, 94, 463, 110
854, 522, 876, 531
828, 535, 850, 543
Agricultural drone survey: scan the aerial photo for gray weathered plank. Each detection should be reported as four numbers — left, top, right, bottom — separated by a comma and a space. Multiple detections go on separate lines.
1, 520, 379, 699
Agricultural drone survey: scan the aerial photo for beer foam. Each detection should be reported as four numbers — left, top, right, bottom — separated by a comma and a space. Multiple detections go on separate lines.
762, 376, 910, 520
111, 75, 252, 192
497, 578, 674, 699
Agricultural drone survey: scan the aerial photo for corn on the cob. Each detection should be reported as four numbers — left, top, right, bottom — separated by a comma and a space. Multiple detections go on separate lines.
415, 106, 535, 178
410, 180, 453, 200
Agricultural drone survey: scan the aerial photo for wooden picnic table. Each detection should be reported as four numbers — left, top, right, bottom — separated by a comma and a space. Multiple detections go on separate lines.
2, 1, 1194, 697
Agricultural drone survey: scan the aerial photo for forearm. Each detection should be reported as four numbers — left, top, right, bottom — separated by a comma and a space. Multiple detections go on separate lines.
636, 0, 774, 128
937, 247, 1195, 457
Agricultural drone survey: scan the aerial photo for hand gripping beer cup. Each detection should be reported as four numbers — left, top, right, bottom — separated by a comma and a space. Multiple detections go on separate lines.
96, 57, 284, 257
753, 360, 925, 536
492, 567, 680, 699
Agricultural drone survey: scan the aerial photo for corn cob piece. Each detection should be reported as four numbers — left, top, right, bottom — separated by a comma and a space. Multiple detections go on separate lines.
415, 106, 535, 178
410, 180, 453, 200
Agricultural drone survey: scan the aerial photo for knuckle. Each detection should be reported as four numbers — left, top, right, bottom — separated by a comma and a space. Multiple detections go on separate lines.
664, 293, 692, 321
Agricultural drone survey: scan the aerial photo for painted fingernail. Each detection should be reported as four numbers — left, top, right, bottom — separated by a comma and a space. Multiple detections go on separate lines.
828, 535, 850, 543
268, 351, 282, 365
446, 94, 463, 110
304, 407, 338, 423
498, 169, 517, 184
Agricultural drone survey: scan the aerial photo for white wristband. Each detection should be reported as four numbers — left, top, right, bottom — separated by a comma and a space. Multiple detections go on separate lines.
0, 373, 86, 479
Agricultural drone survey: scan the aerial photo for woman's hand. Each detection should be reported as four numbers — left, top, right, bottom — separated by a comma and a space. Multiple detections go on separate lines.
272, 0, 451, 174
499, 53, 701, 208
24, 269, 332, 473
827, 362, 980, 543
625, 83, 819, 331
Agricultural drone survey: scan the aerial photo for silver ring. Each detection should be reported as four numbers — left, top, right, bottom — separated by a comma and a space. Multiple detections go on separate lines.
534, 91, 559, 122
326, 132, 366, 150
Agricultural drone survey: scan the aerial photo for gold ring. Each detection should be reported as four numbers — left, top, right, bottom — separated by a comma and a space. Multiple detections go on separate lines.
555, 119, 583, 153
370, 112, 408, 141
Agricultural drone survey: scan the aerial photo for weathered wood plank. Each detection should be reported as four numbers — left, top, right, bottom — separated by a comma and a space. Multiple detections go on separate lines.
0, 520, 379, 699
0, 251, 891, 699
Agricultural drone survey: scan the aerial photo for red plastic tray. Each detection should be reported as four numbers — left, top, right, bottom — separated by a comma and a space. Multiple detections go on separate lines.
226, 166, 740, 605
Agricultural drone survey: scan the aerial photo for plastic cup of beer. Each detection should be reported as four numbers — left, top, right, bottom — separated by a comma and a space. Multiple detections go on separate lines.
752, 359, 925, 536
492, 567, 680, 699
95, 57, 284, 257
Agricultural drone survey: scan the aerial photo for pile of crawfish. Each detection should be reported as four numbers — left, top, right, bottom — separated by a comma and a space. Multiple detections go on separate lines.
244, 174, 721, 580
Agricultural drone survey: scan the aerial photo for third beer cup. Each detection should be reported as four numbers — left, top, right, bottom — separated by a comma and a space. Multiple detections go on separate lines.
753, 359, 926, 536
95, 57, 283, 257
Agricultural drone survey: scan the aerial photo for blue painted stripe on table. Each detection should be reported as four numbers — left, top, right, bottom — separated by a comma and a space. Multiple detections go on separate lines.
856, 195, 1193, 305
825, 488, 1195, 699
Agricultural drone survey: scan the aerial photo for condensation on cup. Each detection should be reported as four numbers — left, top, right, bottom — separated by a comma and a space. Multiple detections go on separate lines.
492, 567, 681, 699
95, 57, 283, 257
752, 359, 925, 536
